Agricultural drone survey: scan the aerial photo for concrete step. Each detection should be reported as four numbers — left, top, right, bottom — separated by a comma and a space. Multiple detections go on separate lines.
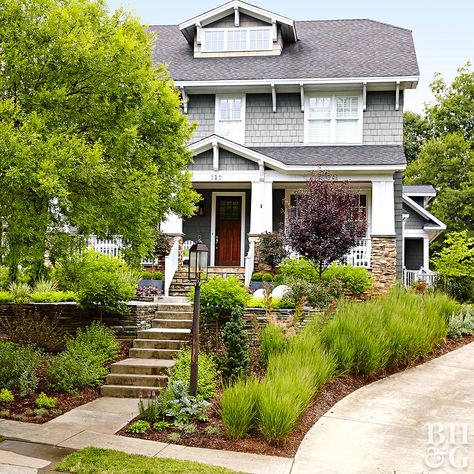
157, 296, 189, 304
105, 373, 168, 387
129, 348, 181, 359
155, 309, 193, 319
100, 384, 163, 398
169, 289, 192, 296
137, 328, 191, 340
110, 358, 175, 375
156, 304, 192, 312
133, 338, 188, 350
152, 318, 192, 329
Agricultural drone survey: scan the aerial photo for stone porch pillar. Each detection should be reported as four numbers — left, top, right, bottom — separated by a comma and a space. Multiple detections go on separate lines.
249, 180, 273, 272
370, 179, 397, 290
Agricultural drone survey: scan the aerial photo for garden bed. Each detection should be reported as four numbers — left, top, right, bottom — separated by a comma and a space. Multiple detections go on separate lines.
119, 334, 474, 457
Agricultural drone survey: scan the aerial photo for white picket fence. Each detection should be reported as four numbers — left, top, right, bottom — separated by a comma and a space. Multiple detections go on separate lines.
403, 268, 438, 288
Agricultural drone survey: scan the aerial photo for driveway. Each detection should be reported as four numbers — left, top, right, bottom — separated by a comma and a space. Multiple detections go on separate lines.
292, 342, 474, 474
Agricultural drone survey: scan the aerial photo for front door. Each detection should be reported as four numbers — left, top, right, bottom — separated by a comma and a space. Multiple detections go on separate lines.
215, 196, 242, 266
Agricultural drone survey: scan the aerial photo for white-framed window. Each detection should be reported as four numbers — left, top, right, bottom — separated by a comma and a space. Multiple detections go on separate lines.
305, 94, 363, 144
215, 95, 246, 144
202, 27, 272, 53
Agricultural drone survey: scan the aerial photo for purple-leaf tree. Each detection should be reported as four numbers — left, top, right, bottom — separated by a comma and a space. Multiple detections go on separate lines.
285, 172, 367, 277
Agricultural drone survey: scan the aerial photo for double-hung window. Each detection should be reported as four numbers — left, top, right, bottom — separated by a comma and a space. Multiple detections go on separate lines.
215, 95, 245, 144
305, 94, 362, 143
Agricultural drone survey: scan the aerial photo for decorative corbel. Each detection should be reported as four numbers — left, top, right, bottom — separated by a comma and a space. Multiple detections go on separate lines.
271, 84, 277, 113
300, 84, 305, 112
234, 6, 240, 27
272, 20, 278, 42
196, 22, 202, 45
362, 82, 367, 112
180, 87, 188, 114
259, 160, 265, 181
212, 140, 219, 171
395, 81, 400, 111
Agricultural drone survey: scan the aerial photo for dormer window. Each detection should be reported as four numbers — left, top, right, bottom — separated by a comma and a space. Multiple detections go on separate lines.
202, 27, 272, 53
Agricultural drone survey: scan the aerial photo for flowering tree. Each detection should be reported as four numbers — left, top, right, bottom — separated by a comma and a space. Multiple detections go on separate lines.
285, 172, 366, 276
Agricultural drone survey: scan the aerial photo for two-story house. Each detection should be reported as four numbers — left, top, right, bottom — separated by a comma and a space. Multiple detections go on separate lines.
149, 0, 445, 294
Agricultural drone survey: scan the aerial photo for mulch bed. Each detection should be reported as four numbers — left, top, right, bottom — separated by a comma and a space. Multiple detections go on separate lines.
0, 340, 132, 424
120, 334, 474, 458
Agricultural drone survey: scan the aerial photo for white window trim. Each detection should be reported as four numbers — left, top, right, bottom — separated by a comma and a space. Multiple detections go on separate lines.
284, 186, 371, 236
215, 94, 246, 144
304, 92, 363, 144
210, 192, 246, 267
202, 27, 273, 53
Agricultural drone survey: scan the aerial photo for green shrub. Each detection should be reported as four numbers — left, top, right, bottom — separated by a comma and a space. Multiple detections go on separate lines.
0, 267, 9, 290
167, 432, 181, 443
33, 279, 58, 293
8, 282, 31, 303
171, 349, 217, 400
319, 287, 457, 375
0, 310, 66, 353
30, 291, 76, 303
323, 263, 374, 296
277, 257, 319, 283
260, 324, 287, 366
159, 381, 210, 423
0, 342, 39, 396
153, 421, 171, 431
220, 379, 259, 440
0, 388, 14, 403
190, 276, 250, 323
54, 250, 139, 313
221, 308, 250, 381
127, 420, 150, 434
247, 297, 295, 310
284, 276, 342, 309
35, 392, 57, 409
262, 273, 273, 282
251, 272, 263, 282
259, 232, 288, 272
448, 305, 474, 339
66, 321, 119, 367
140, 271, 163, 281
46, 352, 107, 394
0, 291, 12, 302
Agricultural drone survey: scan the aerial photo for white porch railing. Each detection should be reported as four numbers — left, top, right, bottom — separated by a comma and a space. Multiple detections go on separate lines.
164, 239, 180, 297
403, 267, 438, 288
244, 240, 255, 286
344, 238, 371, 268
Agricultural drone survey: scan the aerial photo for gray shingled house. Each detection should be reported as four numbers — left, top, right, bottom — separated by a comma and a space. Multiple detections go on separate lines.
146, 0, 445, 294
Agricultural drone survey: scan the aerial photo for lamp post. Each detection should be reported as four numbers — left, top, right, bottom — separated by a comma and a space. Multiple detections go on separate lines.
188, 239, 208, 397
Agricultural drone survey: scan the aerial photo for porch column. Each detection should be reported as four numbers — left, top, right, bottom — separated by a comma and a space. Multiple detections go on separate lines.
249, 181, 273, 234
161, 213, 184, 270
249, 181, 273, 272
423, 237, 430, 270
370, 179, 396, 291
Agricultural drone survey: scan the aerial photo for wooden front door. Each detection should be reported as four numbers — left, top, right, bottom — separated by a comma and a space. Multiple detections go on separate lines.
215, 196, 242, 266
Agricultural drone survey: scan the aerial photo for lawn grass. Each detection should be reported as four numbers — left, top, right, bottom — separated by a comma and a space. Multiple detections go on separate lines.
55, 447, 242, 474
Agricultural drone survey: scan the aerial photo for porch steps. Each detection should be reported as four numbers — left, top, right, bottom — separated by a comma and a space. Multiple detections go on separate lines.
100, 300, 192, 398
168, 267, 245, 297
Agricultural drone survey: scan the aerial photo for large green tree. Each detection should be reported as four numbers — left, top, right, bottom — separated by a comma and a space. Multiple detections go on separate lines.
404, 63, 474, 234
0, 0, 199, 281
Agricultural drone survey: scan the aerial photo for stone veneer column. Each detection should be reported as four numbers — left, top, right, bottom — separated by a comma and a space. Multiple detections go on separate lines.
248, 234, 272, 273
370, 236, 397, 291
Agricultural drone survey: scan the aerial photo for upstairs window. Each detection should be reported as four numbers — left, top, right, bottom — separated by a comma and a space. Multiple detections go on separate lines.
305, 94, 362, 144
215, 95, 245, 144
202, 27, 272, 52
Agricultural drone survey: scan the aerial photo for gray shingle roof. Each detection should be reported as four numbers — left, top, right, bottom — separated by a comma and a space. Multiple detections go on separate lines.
149, 19, 419, 81
248, 145, 406, 166
403, 185, 436, 195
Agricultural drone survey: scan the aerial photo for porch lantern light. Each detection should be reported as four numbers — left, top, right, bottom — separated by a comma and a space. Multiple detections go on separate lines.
188, 239, 208, 397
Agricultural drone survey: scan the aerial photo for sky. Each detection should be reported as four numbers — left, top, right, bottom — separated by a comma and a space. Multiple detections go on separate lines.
106, 0, 474, 113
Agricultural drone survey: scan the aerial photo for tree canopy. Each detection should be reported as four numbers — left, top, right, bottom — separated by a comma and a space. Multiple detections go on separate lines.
0, 0, 199, 281
285, 172, 366, 276
404, 63, 474, 235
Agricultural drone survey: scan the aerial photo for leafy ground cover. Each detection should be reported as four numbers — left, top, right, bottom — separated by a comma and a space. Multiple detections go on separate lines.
55, 447, 242, 474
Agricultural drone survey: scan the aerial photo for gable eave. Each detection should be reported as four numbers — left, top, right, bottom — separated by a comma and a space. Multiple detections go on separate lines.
402, 194, 446, 230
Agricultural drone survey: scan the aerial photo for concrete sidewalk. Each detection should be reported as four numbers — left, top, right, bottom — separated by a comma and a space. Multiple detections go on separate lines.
292, 342, 474, 474
0, 397, 292, 474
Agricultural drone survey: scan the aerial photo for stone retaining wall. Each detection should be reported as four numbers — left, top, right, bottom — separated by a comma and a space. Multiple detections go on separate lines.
0, 302, 160, 339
